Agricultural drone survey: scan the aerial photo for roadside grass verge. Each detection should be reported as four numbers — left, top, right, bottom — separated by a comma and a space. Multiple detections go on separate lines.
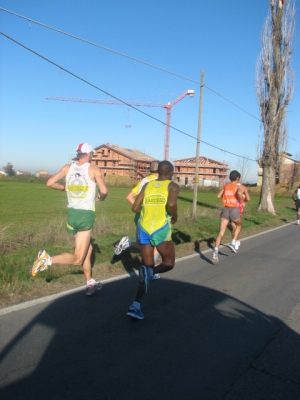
0, 181, 296, 308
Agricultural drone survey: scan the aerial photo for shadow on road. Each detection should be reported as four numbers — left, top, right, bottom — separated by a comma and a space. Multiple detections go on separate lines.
0, 275, 300, 399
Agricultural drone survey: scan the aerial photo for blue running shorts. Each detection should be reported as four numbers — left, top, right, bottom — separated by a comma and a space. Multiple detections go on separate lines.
138, 222, 172, 246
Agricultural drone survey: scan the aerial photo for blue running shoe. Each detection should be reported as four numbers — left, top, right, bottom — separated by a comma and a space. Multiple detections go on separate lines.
127, 305, 144, 320
138, 265, 153, 294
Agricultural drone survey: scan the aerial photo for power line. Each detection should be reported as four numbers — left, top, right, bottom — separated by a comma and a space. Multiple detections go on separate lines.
1, 4, 298, 150
289, 136, 300, 144
0, 7, 263, 122
0, 30, 257, 163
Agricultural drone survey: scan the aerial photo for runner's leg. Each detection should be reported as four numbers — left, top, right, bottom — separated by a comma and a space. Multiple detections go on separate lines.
51, 229, 92, 277
215, 218, 229, 248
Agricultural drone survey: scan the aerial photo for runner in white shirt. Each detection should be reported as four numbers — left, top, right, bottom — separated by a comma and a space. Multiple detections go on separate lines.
30, 143, 108, 295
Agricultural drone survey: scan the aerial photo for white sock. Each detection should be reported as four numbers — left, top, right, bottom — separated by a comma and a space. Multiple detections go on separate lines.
87, 279, 95, 285
214, 247, 218, 252
232, 240, 236, 244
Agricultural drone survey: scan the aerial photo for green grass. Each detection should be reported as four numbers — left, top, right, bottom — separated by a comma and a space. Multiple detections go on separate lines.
0, 180, 296, 306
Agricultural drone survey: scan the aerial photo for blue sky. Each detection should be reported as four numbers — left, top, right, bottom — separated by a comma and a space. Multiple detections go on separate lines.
0, 1, 299, 183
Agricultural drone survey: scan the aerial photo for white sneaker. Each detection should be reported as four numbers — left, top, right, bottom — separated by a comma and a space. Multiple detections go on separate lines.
86, 279, 102, 296
235, 241, 240, 250
151, 274, 160, 280
212, 250, 219, 265
30, 250, 51, 277
228, 242, 237, 253
114, 236, 130, 255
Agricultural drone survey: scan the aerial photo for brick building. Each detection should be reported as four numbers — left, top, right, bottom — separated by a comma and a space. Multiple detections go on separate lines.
91, 143, 157, 180
258, 152, 300, 186
173, 156, 228, 187
35, 170, 50, 178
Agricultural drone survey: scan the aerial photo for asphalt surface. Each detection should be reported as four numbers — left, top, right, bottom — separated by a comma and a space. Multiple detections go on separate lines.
0, 222, 300, 400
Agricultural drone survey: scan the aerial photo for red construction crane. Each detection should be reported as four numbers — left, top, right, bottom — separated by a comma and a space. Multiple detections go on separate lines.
46, 90, 194, 160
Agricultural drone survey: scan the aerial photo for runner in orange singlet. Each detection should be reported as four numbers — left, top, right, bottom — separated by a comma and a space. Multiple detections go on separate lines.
212, 170, 250, 264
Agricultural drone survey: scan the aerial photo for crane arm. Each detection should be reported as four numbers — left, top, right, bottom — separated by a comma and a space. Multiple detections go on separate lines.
46, 97, 165, 108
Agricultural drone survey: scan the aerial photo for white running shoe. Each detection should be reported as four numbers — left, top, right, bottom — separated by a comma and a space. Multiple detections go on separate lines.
86, 279, 103, 296
30, 250, 51, 277
228, 242, 237, 253
212, 250, 219, 265
235, 240, 240, 250
114, 236, 130, 255
151, 274, 160, 280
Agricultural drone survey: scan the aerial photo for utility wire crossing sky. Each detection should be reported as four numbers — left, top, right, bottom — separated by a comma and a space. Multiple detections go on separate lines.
0, 2, 299, 183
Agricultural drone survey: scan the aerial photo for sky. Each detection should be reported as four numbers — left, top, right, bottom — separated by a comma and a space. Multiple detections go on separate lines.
0, 1, 299, 183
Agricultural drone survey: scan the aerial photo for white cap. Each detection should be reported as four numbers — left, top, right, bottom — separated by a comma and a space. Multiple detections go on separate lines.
76, 143, 95, 154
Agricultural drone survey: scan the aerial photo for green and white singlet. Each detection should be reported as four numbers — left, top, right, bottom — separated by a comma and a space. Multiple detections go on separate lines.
66, 162, 96, 211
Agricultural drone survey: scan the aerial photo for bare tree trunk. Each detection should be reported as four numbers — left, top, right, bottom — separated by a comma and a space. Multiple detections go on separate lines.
256, 0, 295, 214
258, 165, 276, 213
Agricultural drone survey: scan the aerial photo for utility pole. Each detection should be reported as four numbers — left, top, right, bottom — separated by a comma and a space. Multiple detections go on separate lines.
192, 69, 204, 219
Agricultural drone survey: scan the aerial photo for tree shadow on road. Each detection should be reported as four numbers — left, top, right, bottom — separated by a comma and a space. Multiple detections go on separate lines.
1, 272, 300, 400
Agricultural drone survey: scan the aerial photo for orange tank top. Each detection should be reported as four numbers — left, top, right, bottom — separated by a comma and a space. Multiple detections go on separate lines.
222, 182, 238, 208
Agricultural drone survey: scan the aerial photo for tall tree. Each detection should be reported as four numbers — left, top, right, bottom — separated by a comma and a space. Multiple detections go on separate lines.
3, 162, 15, 176
256, 0, 295, 214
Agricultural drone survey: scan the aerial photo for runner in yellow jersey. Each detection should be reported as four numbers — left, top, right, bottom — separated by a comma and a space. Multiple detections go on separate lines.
127, 161, 180, 320
114, 160, 161, 279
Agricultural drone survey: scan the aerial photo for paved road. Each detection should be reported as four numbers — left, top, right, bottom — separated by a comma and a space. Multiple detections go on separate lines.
0, 223, 300, 399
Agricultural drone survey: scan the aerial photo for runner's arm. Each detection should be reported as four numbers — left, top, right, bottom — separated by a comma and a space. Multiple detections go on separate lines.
132, 184, 146, 213
217, 189, 224, 199
126, 190, 136, 205
167, 182, 180, 224
242, 185, 250, 202
92, 166, 108, 201
46, 164, 69, 191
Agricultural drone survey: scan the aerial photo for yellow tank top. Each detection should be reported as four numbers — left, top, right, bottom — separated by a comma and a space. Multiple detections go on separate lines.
140, 180, 171, 234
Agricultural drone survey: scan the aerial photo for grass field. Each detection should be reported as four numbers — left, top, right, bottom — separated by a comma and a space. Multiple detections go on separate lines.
0, 179, 296, 308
